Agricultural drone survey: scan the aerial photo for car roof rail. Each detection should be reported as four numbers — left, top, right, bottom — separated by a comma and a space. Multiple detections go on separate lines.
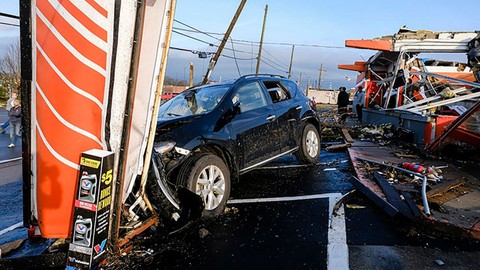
235, 74, 286, 83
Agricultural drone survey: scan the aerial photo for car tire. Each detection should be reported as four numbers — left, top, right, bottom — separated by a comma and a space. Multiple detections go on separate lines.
179, 153, 231, 217
295, 123, 320, 164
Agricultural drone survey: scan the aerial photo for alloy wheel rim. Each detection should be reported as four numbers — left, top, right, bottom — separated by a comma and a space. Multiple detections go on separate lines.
306, 130, 319, 158
195, 165, 225, 210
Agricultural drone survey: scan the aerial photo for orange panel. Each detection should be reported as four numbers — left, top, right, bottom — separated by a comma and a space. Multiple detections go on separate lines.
345, 39, 392, 51
34, 1, 109, 238
36, 50, 103, 137
84, 0, 108, 17
36, 19, 106, 103
36, 131, 80, 238
338, 63, 366, 72
58, 0, 108, 41
37, 1, 107, 69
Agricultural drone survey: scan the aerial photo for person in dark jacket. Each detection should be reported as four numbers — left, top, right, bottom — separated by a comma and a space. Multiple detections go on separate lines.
8, 100, 21, 148
337, 87, 350, 124
337, 87, 349, 112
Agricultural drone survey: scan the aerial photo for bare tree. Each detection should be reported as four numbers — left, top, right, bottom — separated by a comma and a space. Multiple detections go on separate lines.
0, 39, 21, 99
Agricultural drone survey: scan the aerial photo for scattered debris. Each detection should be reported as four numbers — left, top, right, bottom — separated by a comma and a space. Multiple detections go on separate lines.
345, 204, 366, 209
0, 239, 26, 258
434, 259, 445, 266
224, 206, 239, 215
326, 143, 351, 152
199, 228, 210, 239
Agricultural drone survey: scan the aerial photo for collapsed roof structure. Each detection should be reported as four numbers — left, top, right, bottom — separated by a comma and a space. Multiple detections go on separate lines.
339, 28, 480, 149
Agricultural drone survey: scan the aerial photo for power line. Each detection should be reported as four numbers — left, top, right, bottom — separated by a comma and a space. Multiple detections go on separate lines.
172, 29, 216, 47
0, 21, 19, 27
260, 58, 288, 73
172, 27, 224, 36
232, 38, 345, 49
0, 12, 19, 20
174, 19, 222, 41
230, 37, 241, 77
262, 47, 289, 70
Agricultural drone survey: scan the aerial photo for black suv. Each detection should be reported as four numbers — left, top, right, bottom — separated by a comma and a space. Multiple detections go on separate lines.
152, 74, 321, 216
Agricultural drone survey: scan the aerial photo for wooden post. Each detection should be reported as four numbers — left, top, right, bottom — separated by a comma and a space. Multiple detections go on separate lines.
202, 0, 247, 84
288, 44, 295, 79
189, 62, 194, 87
255, 4, 268, 75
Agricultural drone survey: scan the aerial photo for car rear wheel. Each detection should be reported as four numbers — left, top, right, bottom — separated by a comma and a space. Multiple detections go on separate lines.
295, 123, 320, 164
179, 154, 231, 216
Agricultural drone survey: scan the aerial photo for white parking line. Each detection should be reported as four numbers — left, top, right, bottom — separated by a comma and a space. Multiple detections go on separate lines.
0, 157, 22, 164
0, 221, 23, 236
228, 193, 349, 270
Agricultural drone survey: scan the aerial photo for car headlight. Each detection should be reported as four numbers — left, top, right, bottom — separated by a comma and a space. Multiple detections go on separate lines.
154, 141, 176, 155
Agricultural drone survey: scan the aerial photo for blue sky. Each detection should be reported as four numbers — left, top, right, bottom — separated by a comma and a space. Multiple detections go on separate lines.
1, 1, 478, 89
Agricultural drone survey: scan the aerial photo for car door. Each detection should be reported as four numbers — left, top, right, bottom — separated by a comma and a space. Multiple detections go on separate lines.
228, 81, 281, 171
264, 80, 301, 152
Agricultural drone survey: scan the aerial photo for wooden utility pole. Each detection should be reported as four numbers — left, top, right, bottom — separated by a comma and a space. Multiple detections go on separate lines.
287, 45, 295, 79
255, 4, 268, 75
202, 0, 247, 84
318, 63, 327, 90
189, 62, 194, 87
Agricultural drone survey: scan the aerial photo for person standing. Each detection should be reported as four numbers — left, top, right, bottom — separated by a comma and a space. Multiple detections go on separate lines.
337, 87, 350, 124
8, 100, 21, 148
1, 92, 18, 134
337, 87, 349, 112
353, 86, 365, 122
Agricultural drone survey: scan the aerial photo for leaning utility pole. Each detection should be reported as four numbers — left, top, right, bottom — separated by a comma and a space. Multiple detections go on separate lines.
202, 0, 247, 84
287, 44, 295, 79
255, 4, 268, 75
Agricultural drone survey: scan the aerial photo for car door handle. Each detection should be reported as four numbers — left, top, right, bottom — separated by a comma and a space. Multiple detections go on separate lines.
266, 115, 276, 122
296, 105, 302, 110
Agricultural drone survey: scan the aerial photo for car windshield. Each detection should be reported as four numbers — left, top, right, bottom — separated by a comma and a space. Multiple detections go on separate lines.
159, 85, 230, 118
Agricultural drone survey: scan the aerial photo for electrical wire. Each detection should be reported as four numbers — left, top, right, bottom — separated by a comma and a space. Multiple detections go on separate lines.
174, 19, 222, 41
262, 47, 289, 70
0, 21, 19, 27
172, 26, 224, 36
0, 12, 19, 19
260, 58, 288, 73
230, 37, 241, 76
172, 30, 216, 47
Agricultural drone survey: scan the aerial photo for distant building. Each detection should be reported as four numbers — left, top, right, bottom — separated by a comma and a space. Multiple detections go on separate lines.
161, 85, 188, 102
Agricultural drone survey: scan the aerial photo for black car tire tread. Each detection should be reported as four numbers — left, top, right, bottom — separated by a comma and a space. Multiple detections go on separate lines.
295, 123, 320, 164
178, 153, 231, 217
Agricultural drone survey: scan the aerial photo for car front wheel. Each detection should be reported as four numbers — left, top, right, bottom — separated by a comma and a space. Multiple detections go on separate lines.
179, 154, 231, 216
295, 123, 320, 164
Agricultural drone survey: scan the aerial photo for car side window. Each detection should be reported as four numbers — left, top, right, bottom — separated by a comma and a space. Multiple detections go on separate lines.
281, 80, 299, 98
233, 82, 268, 112
262, 80, 291, 103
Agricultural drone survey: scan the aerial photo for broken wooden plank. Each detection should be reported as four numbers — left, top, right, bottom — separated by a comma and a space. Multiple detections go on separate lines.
341, 128, 354, 143
0, 239, 25, 257
401, 191, 423, 218
392, 184, 419, 193
426, 178, 465, 198
326, 143, 351, 152
373, 172, 413, 219
349, 176, 399, 217
393, 153, 419, 159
